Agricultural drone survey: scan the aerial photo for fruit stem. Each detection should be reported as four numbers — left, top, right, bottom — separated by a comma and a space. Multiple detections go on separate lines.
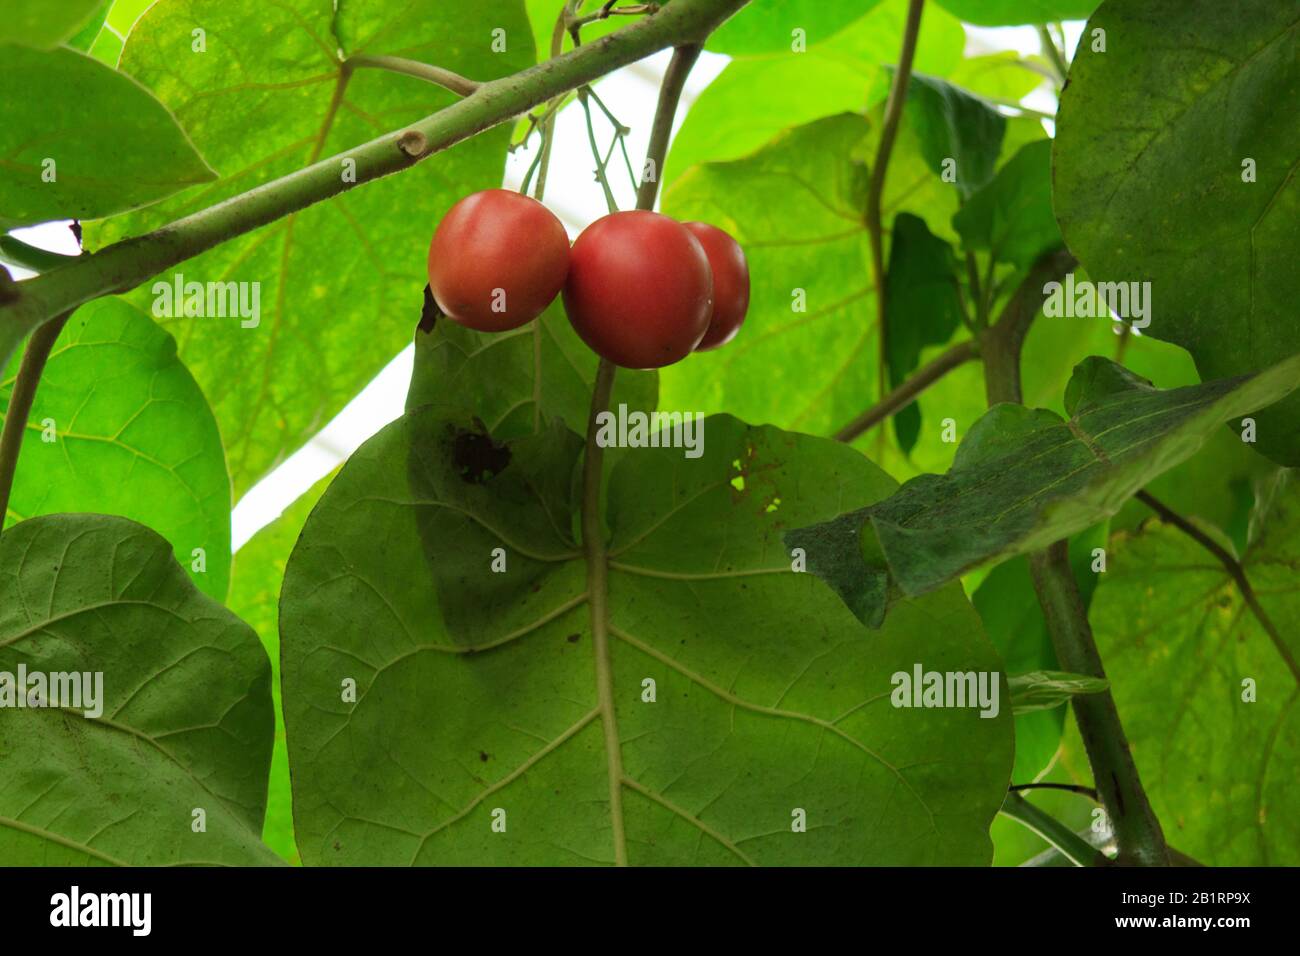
0, 311, 71, 530
635, 43, 701, 209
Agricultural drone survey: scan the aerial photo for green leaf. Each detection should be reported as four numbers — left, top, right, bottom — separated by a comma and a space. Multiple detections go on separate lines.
0, 298, 231, 600
0, 0, 102, 47
665, 0, 965, 183
884, 213, 965, 453
904, 73, 1007, 200
1090, 478, 1300, 864
1007, 671, 1108, 715
947, 52, 1048, 103
705, 0, 884, 55
0, 45, 215, 228
0, 514, 279, 865
934, 0, 1099, 26
953, 138, 1059, 268
86, 0, 536, 497
408, 294, 657, 436
1054, 0, 1300, 465
227, 472, 336, 864
280, 408, 1013, 865
786, 353, 1300, 628
661, 111, 962, 441
64, 0, 112, 52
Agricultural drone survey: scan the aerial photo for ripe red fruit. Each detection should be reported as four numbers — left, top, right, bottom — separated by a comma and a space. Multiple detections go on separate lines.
683, 222, 749, 351
562, 211, 713, 369
427, 189, 569, 332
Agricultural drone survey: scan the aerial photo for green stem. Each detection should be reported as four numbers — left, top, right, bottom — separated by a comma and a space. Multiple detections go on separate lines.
579, 90, 620, 213
343, 54, 480, 96
0, 312, 71, 526
980, 247, 1075, 405
867, 0, 925, 400
1037, 24, 1069, 86
1027, 543, 1169, 865
634, 43, 700, 209
980, 246, 1169, 866
1000, 792, 1109, 867
1010, 782, 1100, 801
0, 0, 750, 368
833, 338, 977, 443
0, 236, 76, 274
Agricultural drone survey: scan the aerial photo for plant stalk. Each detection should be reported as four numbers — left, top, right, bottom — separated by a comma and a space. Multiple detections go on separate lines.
0, 312, 71, 526
635, 43, 701, 209
1000, 792, 1109, 867
343, 55, 480, 96
1027, 542, 1170, 865
867, 0, 925, 400
833, 338, 977, 443
981, 246, 1169, 865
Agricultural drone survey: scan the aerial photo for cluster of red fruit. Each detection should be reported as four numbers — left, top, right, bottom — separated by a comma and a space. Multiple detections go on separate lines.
427, 189, 750, 369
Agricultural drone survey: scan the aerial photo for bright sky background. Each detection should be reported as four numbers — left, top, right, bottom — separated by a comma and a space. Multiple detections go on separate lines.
6, 14, 1084, 552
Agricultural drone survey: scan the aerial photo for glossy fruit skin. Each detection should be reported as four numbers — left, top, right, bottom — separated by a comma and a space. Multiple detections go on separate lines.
562, 211, 713, 369
428, 189, 570, 332
683, 222, 750, 351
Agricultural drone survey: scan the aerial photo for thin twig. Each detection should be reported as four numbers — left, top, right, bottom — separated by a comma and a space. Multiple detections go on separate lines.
1037, 25, 1069, 86
1010, 782, 1100, 802
868, 0, 925, 400
344, 54, 480, 96
0, 312, 72, 525
1136, 489, 1300, 683
1000, 793, 1109, 867
579, 89, 620, 213
833, 339, 977, 443
635, 43, 701, 209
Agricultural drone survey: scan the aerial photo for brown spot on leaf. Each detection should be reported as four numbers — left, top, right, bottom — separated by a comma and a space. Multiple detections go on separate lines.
449, 425, 510, 484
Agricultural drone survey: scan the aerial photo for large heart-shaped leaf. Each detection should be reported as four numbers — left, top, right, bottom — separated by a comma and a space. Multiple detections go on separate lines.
0, 514, 279, 865
1054, 0, 1300, 465
87, 0, 535, 496
407, 294, 657, 437
788, 354, 1300, 628
227, 471, 335, 863
664, 0, 965, 183
0, 0, 103, 48
1, 297, 231, 600
934, 0, 1099, 26
280, 407, 1013, 865
0, 44, 214, 227
661, 112, 961, 440
1090, 477, 1300, 864
705, 0, 884, 55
